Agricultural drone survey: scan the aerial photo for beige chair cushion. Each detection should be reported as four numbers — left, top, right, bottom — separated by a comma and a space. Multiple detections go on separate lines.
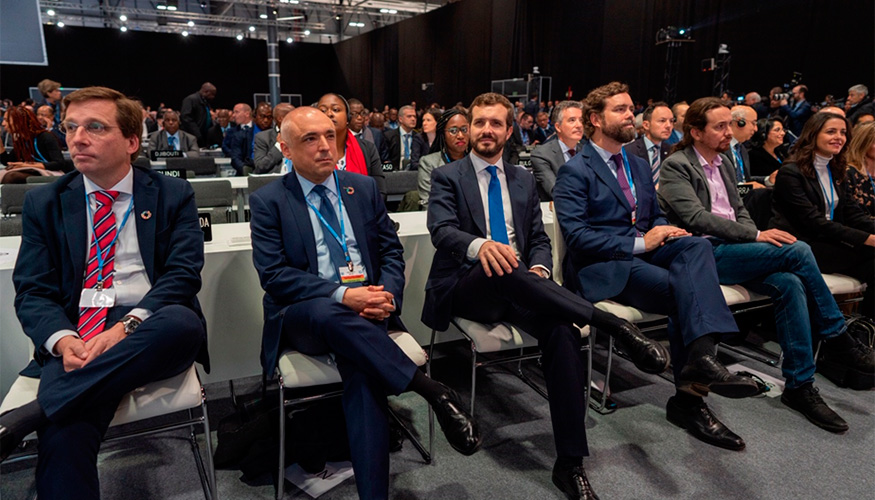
277, 331, 426, 389
822, 273, 866, 295
721, 284, 770, 306
0, 365, 203, 428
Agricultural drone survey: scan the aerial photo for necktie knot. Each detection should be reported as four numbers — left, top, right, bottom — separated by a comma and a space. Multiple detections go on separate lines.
568, 147, 576, 157
610, 153, 623, 169
486, 165, 499, 178
95, 190, 119, 206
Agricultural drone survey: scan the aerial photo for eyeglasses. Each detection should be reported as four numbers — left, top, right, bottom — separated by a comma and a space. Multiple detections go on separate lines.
62, 121, 118, 137
446, 126, 469, 136
350, 111, 368, 118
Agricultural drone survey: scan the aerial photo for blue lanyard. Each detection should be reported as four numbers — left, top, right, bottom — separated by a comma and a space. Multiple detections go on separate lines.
32, 138, 48, 163
815, 165, 836, 220
733, 146, 745, 179
620, 148, 637, 204
304, 172, 352, 269
867, 172, 875, 197
87, 194, 134, 286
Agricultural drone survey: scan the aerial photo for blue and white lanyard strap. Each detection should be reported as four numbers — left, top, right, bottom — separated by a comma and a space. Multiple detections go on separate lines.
32, 138, 48, 164
868, 172, 875, 196
304, 173, 353, 271
620, 148, 637, 204
87, 194, 135, 286
816, 165, 836, 220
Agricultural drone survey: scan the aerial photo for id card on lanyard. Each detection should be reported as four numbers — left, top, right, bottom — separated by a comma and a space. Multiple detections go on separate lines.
79, 194, 134, 308
304, 172, 366, 284
816, 165, 836, 220
620, 149, 638, 225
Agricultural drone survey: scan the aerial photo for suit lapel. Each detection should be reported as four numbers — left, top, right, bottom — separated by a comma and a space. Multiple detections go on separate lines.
460, 157, 487, 236
584, 143, 632, 211
503, 162, 528, 253
683, 148, 712, 208
337, 175, 374, 277
133, 168, 159, 280
61, 176, 87, 289
550, 141, 565, 172
283, 173, 320, 274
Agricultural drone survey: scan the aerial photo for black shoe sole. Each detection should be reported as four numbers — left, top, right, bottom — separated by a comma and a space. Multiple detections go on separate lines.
676, 380, 761, 399
665, 409, 746, 451
780, 396, 849, 434
817, 359, 875, 390
552, 474, 580, 500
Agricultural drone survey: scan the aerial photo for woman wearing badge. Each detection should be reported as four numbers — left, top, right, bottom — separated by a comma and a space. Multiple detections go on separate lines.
770, 112, 875, 315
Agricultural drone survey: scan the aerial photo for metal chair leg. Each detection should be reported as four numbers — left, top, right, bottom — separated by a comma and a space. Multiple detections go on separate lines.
200, 393, 218, 500
387, 406, 431, 463
427, 329, 436, 461
469, 341, 478, 415
276, 374, 286, 500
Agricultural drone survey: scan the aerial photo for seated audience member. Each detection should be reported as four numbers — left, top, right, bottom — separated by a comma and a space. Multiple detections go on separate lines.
37, 78, 63, 127
781, 85, 813, 137
665, 101, 688, 145
532, 111, 555, 144
205, 108, 232, 149
0, 87, 208, 500
249, 107, 480, 500
416, 108, 470, 207
846, 84, 875, 125
253, 102, 274, 136
518, 112, 535, 145
317, 93, 385, 195
369, 111, 386, 130
819, 106, 846, 117
37, 104, 67, 150
253, 103, 295, 174
223, 103, 255, 176
0, 105, 67, 181
770, 112, 875, 317
846, 121, 875, 218
554, 82, 760, 453
180, 82, 217, 147
424, 92, 669, 500
410, 108, 440, 170
727, 105, 766, 187
147, 110, 199, 157
624, 101, 673, 186
658, 97, 873, 430
384, 105, 418, 170
348, 98, 389, 163
745, 92, 768, 118
385, 107, 399, 130
749, 117, 788, 186
530, 100, 586, 200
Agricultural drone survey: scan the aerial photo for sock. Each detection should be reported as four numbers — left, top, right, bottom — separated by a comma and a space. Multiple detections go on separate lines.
555, 455, 584, 469
823, 332, 856, 351
672, 390, 704, 408
405, 370, 446, 405
589, 309, 627, 332
687, 333, 718, 360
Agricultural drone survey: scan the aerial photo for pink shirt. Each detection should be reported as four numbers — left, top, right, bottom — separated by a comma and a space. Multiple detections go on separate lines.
693, 147, 736, 222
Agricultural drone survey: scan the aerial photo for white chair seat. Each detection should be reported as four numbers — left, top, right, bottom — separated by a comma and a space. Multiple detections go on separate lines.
822, 273, 866, 295
592, 301, 665, 323
277, 331, 426, 389
721, 284, 770, 306
0, 365, 204, 428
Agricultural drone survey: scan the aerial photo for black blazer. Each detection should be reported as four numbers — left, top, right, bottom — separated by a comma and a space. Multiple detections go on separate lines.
748, 147, 784, 179
623, 136, 670, 171
770, 162, 874, 248
409, 132, 431, 171
0, 131, 67, 172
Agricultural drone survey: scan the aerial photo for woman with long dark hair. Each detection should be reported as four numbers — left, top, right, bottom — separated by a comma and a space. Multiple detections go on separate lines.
0, 105, 67, 182
416, 109, 470, 207
748, 117, 788, 186
770, 112, 875, 314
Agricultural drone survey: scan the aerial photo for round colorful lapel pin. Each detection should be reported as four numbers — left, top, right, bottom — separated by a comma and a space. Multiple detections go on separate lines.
140, 210, 153, 220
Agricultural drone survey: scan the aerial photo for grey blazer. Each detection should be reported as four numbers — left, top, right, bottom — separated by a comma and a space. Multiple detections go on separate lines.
657, 146, 758, 241
253, 128, 284, 174
531, 139, 580, 200
147, 130, 200, 157
418, 151, 446, 206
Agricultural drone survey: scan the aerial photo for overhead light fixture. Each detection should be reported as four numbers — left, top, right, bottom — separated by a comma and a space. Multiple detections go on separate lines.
156, 4, 167, 10
57, 21, 65, 27
236, 33, 244, 40
389, 9, 397, 14
47, 9, 56, 16
166, 5, 177, 11
349, 22, 365, 27
248, 25, 256, 32
303, 30, 310, 36
259, 13, 268, 19
187, 20, 195, 26
120, 26, 128, 32
119, 14, 127, 21
286, 37, 293, 43
280, 0, 300, 3
182, 30, 189, 36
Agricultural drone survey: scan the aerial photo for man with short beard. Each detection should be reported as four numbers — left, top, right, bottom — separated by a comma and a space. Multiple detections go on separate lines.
554, 82, 760, 453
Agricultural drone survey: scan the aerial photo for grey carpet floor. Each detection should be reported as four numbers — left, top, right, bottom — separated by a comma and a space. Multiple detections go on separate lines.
2, 340, 874, 500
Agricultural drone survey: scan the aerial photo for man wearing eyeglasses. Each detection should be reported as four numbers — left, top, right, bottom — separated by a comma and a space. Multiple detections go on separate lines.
624, 102, 674, 187
348, 98, 389, 163
1, 87, 209, 500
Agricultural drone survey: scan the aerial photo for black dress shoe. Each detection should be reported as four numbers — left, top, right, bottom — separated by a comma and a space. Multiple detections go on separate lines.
781, 383, 849, 433
431, 387, 481, 456
552, 462, 600, 500
818, 342, 875, 390
606, 320, 670, 374
676, 354, 760, 398
666, 396, 745, 451
0, 402, 45, 462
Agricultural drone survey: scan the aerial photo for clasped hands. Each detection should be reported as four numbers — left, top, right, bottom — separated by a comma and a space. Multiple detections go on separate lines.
343, 285, 395, 321
54, 323, 128, 372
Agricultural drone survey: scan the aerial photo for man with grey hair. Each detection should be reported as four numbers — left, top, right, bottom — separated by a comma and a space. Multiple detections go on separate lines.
383, 104, 418, 169
530, 100, 586, 200
743, 92, 761, 107
727, 105, 765, 187
846, 84, 874, 125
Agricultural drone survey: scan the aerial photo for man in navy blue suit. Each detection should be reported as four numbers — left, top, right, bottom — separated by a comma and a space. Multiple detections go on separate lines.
223, 102, 256, 175
424, 92, 670, 500
249, 107, 480, 500
554, 82, 759, 453
1, 87, 208, 499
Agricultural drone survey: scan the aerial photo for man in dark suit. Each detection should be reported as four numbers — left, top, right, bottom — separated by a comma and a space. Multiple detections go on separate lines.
530, 100, 586, 200
349, 98, 389, 163
383, 105, 418, 170
250, 107, 480, 500
554, 82, 759, 453
146, 110, 200, 157
727, 105, 767, 186
532, 111, 555, 145
658, 97, 873, 433
0, 87, 208, 499
180, 82, 216, 147
424, 92, 668, 500
623, 101, 673, 186
205, 108, 231, 149
223, 103, 255, 176
780, 85, 813, 136
253, 103, 294, 174
665, 102, 688, 146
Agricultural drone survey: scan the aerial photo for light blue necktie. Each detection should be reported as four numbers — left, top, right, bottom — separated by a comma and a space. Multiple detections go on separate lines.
167, 135, 177, 150
486, 165, 509, 245
733, 144, 745, 183
403, 133, 411, 160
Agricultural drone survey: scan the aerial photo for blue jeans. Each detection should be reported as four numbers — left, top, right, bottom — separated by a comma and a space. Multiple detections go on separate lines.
711, 240, 846, 388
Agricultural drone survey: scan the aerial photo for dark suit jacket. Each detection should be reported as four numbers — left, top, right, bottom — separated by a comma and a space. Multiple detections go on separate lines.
383, 127, 418, 170
530, 139, 582, 201
356, 126, 389, 163
532, 126, 554, 145
723, 141, 768, 184
553, 142, 667, 302
147, 130, 200, 157
180, 92, 211, 146
657, 146, 759, 241
13, 167, 209, 373
423, 155, 552, 331
748, 146, 784, 180
770, 162, 874, 248
624, 136, 670, 173
223, 124, 255, 175
205, 124, 229, 149
249, 171, 406, 374
410, 133, 431, 171
253, 128, 283, 174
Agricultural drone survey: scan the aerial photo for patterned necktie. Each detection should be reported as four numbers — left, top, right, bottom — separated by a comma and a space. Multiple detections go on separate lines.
733, 144, 745, 182
167, 135, 177, 150
78, 190, 120, 342
485, 165, 509, 245
650, 145, 661, 184
311, 185, 348, 279
568, 147, 576, 158
611, 154, 637, 212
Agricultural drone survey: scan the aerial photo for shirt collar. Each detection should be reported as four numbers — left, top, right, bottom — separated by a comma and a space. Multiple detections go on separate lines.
559, 140, 576, 155
469, 151, 503, 175
296, 170, 338, 199
165, 130, 179, 140
643, 135, 659, 151
83, 166, 134, 195
693, 146, 723, 170
589, 141, 616, 166
729, 137, 740, 149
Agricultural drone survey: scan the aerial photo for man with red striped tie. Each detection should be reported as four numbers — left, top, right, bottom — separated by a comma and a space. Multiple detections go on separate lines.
1, 87, 208, 500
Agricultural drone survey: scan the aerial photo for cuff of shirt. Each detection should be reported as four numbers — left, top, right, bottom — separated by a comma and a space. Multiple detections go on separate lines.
530, 264, 551, 279
127, 308, 152, 323
466, 238, 488, 261
633, 237, 646, 255
44, 330, 79, 357
332, 286, 348, 304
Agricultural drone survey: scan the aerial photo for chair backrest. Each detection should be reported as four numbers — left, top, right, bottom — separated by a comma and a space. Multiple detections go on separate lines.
191, 180, 234, 208
25, 175, 59, 184
0, 217, 23, 236
247, 175, 282, 195
1, 184, 40, 215
550, 203, 566, 285
384, 171, 418, 195
166, 157, 217, 177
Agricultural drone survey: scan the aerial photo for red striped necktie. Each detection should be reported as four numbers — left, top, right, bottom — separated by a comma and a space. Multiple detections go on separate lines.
78, 190, 120, 342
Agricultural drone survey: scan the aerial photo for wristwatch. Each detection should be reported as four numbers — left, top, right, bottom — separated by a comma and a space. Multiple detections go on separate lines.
120, 315, 142, 335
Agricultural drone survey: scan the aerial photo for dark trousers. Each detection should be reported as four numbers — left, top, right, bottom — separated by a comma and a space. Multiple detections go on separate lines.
612, 236, 738, 380
35, 305, 204, 500
451, 264, 593, 458
281, 298, 418, 500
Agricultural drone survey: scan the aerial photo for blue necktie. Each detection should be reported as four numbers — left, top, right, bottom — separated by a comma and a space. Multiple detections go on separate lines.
486, 165, 509, 245
167, 135, 177, 150
733, 144, 745, 182
311, 185, 347, 279
403, 133, 411, 160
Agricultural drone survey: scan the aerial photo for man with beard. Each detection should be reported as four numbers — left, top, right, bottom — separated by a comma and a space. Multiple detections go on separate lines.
425, 92, 670, 500
657, 97, 873, 434
553, 82, 760, 453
